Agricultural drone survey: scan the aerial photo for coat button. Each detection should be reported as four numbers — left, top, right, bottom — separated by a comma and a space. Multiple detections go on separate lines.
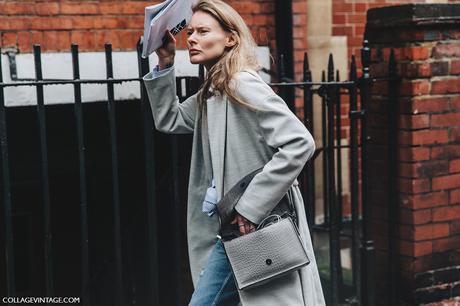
266, 259, 272, 265
240, 182, 246, 188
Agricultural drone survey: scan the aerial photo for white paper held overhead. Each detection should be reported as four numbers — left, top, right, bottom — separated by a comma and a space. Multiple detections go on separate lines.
142, 0, 195, 58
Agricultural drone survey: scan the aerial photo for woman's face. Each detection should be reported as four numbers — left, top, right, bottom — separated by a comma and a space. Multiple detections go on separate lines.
186, 11, 234, 69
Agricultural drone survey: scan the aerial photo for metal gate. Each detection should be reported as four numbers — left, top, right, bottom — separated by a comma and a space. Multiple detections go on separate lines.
0, 40, 397, 305
262, 40, 397, 305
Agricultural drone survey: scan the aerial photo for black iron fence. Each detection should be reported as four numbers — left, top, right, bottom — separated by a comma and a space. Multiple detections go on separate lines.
0, 40, 397, 305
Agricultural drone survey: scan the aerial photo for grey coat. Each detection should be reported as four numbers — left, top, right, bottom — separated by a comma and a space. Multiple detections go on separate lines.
143, 68, 325, 306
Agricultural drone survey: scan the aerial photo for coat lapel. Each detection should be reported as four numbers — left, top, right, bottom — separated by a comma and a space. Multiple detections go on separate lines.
205, 95, 228, 199
199, 105, 213, 185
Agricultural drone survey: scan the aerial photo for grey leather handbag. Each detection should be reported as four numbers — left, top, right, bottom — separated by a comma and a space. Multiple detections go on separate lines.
223, 216, 310, 290
216, 100, 310, 290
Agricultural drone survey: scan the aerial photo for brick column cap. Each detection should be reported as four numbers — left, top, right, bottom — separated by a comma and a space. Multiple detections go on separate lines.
367, 4, 460, 28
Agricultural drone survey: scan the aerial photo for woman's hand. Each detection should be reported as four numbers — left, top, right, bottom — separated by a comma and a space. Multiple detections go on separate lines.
156, 30, 176, 70
231, 212, 256, 235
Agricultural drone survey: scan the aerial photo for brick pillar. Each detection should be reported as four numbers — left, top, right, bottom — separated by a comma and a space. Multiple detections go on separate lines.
366, 4, 460, 306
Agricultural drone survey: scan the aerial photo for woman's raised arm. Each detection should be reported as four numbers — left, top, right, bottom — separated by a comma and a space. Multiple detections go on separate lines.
142, 30, 197, 134
143, 68, 198, 134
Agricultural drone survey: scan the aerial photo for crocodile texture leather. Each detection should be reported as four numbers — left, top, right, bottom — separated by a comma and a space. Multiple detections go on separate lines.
223, 217, 310, 290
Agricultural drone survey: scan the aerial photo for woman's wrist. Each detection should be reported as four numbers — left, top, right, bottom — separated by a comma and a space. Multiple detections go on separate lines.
158, 57, 175, 70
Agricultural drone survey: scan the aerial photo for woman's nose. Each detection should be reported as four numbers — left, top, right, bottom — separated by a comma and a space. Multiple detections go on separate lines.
187, 33, 197, 46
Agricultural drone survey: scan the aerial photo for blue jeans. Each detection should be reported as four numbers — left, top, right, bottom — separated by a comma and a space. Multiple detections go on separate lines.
189, 239, 240, 306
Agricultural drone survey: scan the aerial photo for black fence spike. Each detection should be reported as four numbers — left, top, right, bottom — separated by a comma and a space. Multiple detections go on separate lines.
321, 70, 326, 82
71, 44, 79, 78
279, 54, 286, 80
304, 52, 310, 71
33, 45, 42, 80
336, 69, 340, 82
104, 43, 113, 79
327, 53, 334, 82
303, 52, 312, 82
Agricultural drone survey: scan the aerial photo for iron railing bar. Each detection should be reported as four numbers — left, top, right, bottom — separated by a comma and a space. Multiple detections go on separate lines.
7, 78, 87, 82
137, 39, 160, 306
335, 72, 344, 236
359, 40, 375, 306
105, 43, 124, 306
326, 54, 342, 305
302, 52, 316, 231
349, 55, 362, 304
34, 44, 55, 299
0, 41, 16, 297
320, 71, 329, 230
1, 77, 384, 90
269, 80, 354, 87
0, 79, 360, 91
0, 78, 141, 88
71, 44, 90, 306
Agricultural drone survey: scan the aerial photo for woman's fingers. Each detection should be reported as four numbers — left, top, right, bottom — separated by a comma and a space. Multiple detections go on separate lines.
235, 213, 256, 235
156, 30, 176, 59
237, 215, 245, 235
166, 30, 176, 43
244, 219, 250, 234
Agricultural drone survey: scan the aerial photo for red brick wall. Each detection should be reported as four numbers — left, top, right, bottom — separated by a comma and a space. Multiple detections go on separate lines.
366, 5, 460, 305
0, 1, 280, 53
332, 0, 460, 67
0, 1, 153, 52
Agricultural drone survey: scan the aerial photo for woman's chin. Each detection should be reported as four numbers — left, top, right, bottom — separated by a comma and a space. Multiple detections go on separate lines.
189, 56, 203, 65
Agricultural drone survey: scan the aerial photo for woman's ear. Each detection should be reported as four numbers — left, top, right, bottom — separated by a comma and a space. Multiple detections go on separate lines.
225, 32, 237, 48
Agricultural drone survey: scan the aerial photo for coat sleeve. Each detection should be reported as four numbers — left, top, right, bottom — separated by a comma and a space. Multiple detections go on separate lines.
233, 71, 316, 225
143, 67, 198, 134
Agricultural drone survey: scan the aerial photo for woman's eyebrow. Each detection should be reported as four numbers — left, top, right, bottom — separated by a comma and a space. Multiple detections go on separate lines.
187, 25, 211, 30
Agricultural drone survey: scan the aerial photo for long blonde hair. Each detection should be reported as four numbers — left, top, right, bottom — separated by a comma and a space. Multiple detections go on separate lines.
192, 0, 261, 112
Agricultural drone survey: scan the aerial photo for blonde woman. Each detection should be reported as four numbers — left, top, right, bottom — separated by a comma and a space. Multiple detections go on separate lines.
143, 0, 325, 305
